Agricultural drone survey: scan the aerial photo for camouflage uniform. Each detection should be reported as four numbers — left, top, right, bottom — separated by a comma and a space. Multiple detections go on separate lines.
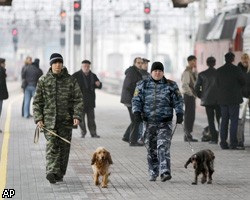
132, 76, 183, 178
33, 67, 83, 179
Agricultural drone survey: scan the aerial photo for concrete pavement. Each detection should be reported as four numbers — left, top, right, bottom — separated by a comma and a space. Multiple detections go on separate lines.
0, 81, 249, 200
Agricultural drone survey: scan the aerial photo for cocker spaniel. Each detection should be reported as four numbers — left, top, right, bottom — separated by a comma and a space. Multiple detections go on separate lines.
91, 147, 113, 188
184, 149, 215, 185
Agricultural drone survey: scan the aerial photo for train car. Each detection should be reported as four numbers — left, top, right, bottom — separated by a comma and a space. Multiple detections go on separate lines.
195, 3, 250, 71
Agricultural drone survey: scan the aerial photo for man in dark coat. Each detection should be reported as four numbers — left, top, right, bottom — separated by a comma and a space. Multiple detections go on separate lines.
72, 60, 102, 138
216, 52, 245, 150
121, 57, 143, 146
0, 58, 9, 133
195, 57, 220, 144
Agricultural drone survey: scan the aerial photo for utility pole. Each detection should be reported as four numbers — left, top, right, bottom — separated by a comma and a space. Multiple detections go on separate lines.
90, 0, 94, 68
80, 1, 85, 60
199, 0, 206, 22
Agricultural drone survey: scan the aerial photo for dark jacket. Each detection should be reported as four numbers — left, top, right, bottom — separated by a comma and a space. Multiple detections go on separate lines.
120, 66, 142, 106
238, 62, 250, 98
132, 76, 184, 122
140, 69, 150, 80
72, 70, 102, 110
195, 67, 218, 106
0, 67, 8, 100
33, 67, 83, 129
216, 62, 245, 105
22, 64, 43, 87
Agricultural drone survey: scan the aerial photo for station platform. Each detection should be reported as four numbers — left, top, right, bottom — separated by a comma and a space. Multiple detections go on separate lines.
0, 81, 249, 200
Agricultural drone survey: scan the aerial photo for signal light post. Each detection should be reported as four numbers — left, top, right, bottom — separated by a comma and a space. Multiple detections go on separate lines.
144, 2, 151, 14
73, 0, 81, 31
12, 28, 18, 52
143, 2, 151, 59
74, 1, 81, 12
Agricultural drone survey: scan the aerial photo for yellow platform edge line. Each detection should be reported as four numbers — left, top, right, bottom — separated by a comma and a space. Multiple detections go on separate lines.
0, 100, 13, 197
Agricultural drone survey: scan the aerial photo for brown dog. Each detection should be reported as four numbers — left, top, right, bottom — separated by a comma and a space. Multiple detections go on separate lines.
91, 147, 113, 188
184, 149, 215, 185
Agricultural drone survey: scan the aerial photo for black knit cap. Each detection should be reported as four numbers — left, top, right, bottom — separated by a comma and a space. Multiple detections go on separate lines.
50, 53, 63, 66
151, 62, 164, 72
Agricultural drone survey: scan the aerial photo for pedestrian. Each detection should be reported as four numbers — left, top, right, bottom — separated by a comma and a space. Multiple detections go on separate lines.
21, 56, 32, 117
195, 57, 221, 144
0, 58, 9, 133
132, 61, 184, 181
121, 57, 143, 146
72, 60, 102, 138
140, 58, 150, 79
237, 53, 250, 149
22, 58, 43, 118
33, 53, 83, 183
181, 55, 198, 142
216, 52, 245, 150
137, 58, 150, 144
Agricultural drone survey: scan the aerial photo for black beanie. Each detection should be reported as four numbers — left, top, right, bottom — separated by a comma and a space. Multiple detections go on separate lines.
151, 62, 164, 72
50, 53, 63, 66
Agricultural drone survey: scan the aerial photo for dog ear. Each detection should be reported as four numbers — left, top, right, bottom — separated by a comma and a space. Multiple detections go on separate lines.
184, 157, 191, 168
91, 152, 97, 165
106, 151, 113, 164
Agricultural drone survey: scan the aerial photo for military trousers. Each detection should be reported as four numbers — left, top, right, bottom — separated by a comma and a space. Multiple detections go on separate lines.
144, 122, 173, 177
44, 127, 72, 178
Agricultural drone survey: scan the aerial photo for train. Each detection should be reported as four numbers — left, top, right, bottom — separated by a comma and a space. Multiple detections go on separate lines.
195, 2, 250, 71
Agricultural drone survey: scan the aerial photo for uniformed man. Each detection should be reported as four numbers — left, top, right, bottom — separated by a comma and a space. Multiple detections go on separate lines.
33, 53, 83, 183
132, 62, 184, 182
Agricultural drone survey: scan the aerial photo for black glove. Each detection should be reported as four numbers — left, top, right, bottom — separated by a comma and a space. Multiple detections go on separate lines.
134, 112, 142, 123
176, 113, 183, 124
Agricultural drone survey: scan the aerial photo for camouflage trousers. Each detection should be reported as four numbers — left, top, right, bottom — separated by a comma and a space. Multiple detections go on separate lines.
44, 127, 72, 178
144, 122, 173, 177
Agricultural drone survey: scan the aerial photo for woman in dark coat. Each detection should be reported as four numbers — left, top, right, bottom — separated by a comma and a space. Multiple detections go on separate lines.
0, 58, 9, 133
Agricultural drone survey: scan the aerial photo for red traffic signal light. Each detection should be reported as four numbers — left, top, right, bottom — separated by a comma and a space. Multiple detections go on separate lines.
12, 28, 18, 36
144, 2, 151, 14
74, 1, 81, 12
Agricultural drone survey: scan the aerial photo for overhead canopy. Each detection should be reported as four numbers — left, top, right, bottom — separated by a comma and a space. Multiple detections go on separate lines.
0, 0, 12, 6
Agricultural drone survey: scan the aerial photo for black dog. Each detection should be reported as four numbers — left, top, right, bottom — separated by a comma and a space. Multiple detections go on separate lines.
184, 149, 215, 185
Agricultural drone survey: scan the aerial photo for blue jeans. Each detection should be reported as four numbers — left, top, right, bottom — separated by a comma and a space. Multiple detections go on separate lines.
24, 85, 36, 118
220, 104, 239, 148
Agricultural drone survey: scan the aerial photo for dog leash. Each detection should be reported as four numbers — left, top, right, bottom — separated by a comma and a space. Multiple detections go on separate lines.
34, 125, 71, 144
171, 123, 178, 139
